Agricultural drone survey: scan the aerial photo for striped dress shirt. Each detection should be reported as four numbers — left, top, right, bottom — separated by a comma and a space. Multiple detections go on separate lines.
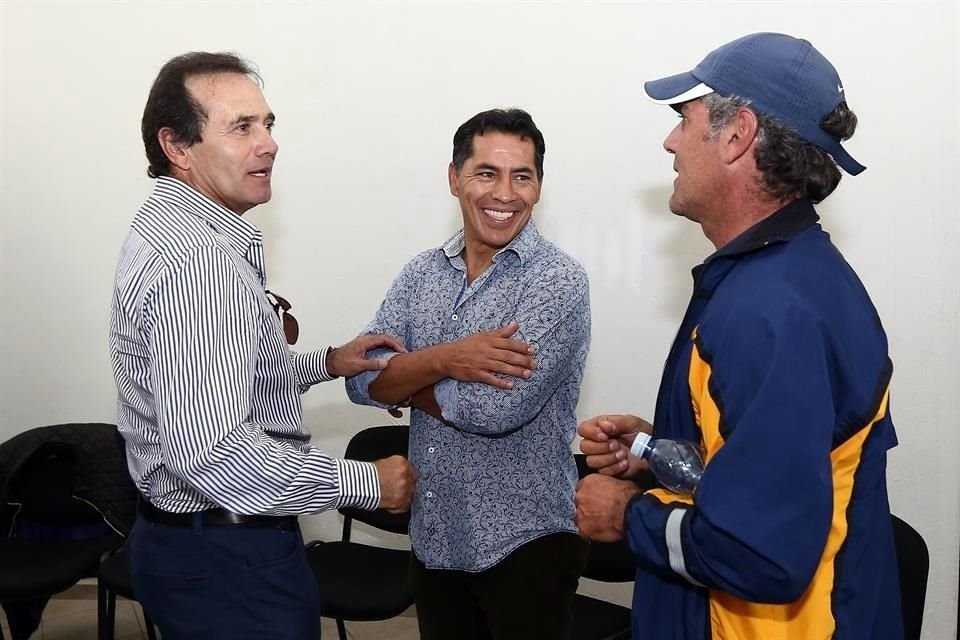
109, 176, 379, 515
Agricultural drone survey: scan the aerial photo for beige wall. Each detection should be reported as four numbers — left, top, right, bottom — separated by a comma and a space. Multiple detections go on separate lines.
1, 1, 957, 637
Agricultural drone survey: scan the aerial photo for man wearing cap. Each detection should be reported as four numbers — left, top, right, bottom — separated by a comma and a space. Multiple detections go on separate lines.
574, 33, 901, 639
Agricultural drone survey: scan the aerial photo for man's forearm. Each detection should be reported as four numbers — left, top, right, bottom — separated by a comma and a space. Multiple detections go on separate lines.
368, 345, 449, 404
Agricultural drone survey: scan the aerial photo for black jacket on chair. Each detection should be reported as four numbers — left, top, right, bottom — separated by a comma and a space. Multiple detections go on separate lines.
0, 423, 137, 536
0, 423, 137, 639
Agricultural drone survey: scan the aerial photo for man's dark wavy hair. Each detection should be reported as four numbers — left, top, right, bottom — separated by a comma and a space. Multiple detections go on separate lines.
141, 52, 260, 179
452, 108, 546, 180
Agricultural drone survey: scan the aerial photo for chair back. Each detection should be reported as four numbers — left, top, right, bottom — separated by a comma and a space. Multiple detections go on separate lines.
6, 442, 103, 526
338, 425, 411, 536
0, 423, 137, 534
891, 514, 928, 640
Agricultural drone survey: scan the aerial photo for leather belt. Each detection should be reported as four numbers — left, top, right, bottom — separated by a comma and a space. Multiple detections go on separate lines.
138, 500, 296, 529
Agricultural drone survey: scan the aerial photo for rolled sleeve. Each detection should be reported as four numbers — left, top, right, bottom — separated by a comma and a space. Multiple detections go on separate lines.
435, 280, 590, 436
345, 349, 401, 409
435, 377, 458, 422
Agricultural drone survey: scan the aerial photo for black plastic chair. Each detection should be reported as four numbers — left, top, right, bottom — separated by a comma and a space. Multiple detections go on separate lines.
96, 546, 158, 640
572, 453, 653, 640
305, 425, 413, 640
891, 514, 928, 640
0, 441, 123, 640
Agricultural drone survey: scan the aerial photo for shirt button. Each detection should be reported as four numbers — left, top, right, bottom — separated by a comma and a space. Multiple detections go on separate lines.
428, 447, 435, 453
426, 491, 433, 498
451, 313, 459, 320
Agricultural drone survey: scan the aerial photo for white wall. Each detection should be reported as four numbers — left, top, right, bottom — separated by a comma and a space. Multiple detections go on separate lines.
1, 1, 957, 637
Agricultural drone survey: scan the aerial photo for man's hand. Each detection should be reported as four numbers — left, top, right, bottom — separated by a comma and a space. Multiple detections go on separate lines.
327, 334, 407, 378
578, 414, 653, 478
574, 474, 642, 542
373, 455, 418, 514
440, 321, 536, 389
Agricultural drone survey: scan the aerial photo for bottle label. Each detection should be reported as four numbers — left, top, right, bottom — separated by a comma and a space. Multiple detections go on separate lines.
630, 432, 653, 459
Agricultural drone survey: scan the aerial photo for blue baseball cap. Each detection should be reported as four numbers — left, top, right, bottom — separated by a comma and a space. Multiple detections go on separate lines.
644, 32, 865, 175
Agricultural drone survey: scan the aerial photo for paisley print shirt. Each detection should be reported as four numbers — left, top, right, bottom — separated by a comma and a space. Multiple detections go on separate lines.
346, 222, 591, 571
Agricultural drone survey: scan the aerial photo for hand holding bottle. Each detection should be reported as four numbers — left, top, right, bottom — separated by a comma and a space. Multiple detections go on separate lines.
578, 414, 653, 478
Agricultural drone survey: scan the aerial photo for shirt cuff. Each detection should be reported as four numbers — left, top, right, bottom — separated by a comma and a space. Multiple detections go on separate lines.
293, 347, 338, 386
333, 458, 380, 511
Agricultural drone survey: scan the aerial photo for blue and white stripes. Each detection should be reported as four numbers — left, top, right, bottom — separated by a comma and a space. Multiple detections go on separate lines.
110, 176, 379, 516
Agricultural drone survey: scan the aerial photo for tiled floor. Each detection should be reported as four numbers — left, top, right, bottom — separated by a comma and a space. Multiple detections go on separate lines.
0, 583, 420, 639
0, 583, 146, 640
1, 579, 626, 639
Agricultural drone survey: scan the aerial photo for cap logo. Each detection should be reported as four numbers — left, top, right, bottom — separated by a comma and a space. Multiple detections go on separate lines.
837, 84, 844, 94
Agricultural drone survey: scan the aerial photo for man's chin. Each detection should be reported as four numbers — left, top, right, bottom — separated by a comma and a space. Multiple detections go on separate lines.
667, 199, 699, 223
252, 190, 273, 207
667, 196, 683, 216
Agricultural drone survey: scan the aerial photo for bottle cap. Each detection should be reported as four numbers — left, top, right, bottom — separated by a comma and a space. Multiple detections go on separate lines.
630, 432, 653, 459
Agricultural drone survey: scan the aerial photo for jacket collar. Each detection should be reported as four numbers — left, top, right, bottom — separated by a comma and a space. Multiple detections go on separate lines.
707, 199, 820, 263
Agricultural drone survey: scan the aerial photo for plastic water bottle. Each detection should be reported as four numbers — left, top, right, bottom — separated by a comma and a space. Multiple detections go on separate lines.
629, 433, 704, 496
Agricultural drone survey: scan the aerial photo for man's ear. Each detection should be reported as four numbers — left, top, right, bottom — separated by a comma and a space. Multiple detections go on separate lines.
158, 127, 191, 173
448, 162, 460, 197
722, 107, 759, 164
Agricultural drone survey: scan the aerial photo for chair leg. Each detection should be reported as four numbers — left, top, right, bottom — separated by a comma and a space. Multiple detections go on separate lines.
99, 587, 117, 640
142, 609, 158, 640
96, 583, 110, 640
336, 618, 348, 640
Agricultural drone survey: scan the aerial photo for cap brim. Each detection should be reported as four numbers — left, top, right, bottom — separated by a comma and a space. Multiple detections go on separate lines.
829, 143, 867, 176
644, 72, 714, 105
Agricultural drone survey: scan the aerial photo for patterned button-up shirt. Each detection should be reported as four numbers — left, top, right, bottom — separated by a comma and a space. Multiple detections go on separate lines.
346, 222, 590, 571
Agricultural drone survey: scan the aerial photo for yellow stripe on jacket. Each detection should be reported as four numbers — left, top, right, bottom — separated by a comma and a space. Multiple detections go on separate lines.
687, 337, 891, 640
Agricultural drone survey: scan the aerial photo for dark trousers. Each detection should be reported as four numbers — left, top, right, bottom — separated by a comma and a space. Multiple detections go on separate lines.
126, 514, 320, 640
411, 532, 588, 640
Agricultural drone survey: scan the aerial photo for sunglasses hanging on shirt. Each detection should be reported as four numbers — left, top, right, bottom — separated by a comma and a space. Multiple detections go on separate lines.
265, 290, 299, 345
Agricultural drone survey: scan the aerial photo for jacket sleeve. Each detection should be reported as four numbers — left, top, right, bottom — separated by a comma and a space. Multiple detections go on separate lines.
625, 302, 835, 603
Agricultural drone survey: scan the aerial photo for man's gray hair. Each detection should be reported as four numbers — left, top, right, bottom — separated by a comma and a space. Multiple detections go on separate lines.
699, 92, 856, 204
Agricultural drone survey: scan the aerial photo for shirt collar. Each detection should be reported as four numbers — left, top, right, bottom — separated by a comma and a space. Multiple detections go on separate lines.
152, 176, 262, 255
441, 220, 540, 267
707, 199, 820, 263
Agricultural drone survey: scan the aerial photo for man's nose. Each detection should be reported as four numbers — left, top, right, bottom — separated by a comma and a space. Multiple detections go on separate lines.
492, 175, 515, 201
257, 127, 278, 156
663, 126, 679, 154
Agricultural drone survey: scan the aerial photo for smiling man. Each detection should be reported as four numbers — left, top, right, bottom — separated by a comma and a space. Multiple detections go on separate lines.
109, 52, 417, 639
346, 108, 591, 639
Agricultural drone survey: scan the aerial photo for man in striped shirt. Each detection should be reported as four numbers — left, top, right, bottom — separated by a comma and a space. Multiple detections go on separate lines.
109, 52, 417, 639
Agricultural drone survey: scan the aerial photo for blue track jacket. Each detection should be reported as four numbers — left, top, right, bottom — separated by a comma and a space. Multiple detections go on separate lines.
627, 200, 902, 640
